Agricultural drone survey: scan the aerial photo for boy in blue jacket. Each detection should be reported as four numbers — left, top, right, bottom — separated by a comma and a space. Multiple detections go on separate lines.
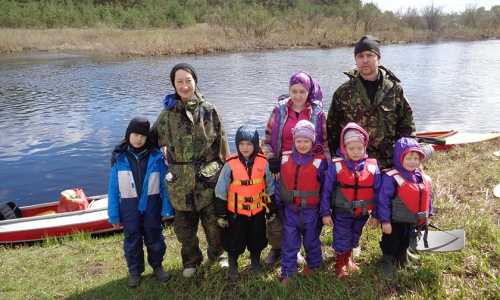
108, 117, 173, 287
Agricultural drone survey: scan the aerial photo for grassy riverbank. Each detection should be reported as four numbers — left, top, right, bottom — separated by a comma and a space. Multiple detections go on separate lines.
1, 139, 499, 299
1, 24, 498, 57
1, 0, 499, 56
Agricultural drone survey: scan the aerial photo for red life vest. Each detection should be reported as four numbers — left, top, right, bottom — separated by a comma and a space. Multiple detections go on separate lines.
280, 151, 323, 208
386, 169, 431, 225
227, 154, 268, 217
332, 158, 377, 217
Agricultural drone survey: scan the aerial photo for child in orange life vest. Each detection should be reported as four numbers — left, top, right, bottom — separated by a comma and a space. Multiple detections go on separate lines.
278, 120, 329, 285
376, 137, 433, 276
214, 125, 275, 281
321, 122, 381, 278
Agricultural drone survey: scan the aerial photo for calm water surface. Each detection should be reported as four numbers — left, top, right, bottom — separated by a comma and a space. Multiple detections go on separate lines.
1, 40, 499, 205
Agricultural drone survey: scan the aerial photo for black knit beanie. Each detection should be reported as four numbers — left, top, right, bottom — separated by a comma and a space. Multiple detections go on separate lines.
169, 63, 198, 86
125, 117, 150, 139
354, 35, 381, 58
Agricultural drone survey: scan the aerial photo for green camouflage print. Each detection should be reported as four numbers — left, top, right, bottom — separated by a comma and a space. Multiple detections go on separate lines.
173, 200, 223, 268
153, 93, 230, 212
327, 66, 415, 169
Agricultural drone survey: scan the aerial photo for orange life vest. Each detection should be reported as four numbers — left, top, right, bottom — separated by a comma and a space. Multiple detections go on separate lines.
227, 154, 268, 216
332, 158, 377, 217
386, 169, 431, 225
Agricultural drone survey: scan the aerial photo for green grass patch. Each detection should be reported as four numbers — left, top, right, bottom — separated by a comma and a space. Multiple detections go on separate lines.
1, 139, 499, 299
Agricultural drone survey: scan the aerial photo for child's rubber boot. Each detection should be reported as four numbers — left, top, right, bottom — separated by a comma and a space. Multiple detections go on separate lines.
265, 248, 281, 267
153, 266, 170, 283
228, 255, 239, 282
346, 250, 360, 273
127, 274, 141, 288
299, 265, 314, 277
382, 255, 396, 278
335, 252, 348, 279
250, 251, 263, 273
279, 276, 290, 286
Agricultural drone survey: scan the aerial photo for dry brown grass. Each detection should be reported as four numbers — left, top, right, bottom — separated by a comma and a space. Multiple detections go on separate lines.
2, 23, 498, 57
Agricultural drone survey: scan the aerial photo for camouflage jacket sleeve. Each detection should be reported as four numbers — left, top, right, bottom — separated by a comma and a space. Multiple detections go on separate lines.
395, 85, 416, 138
326, 89, 343, 156
212, 108, 230, 162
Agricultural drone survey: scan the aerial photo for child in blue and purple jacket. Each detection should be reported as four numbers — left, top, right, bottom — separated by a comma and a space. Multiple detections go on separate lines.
376, 137, 433, 276
321, 122, 381, 278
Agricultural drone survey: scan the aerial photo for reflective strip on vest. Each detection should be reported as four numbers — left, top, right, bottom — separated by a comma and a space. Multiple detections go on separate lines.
227, 155, 267, 216
118, 170, 138, 199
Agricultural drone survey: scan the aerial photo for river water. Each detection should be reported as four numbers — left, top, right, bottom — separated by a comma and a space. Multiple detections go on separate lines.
1, 40, 499, 205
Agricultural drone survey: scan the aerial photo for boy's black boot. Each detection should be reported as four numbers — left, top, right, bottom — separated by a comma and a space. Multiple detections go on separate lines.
228, 255, 239, 282
127, 274, 141, 288
250, 251, 263, 273
153, 266, 171, 282
382, 255, 396, 278
396, 249, 412, 268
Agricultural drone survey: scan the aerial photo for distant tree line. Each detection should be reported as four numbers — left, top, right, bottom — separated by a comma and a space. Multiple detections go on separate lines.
0, 0, 499, 38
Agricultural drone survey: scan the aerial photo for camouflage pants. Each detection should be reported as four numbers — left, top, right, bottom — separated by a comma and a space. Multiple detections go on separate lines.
173, 202, 223, 268
266, 214, 283, 250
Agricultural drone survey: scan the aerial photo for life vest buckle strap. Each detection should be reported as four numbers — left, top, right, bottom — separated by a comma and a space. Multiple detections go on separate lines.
416, 211, 427, 220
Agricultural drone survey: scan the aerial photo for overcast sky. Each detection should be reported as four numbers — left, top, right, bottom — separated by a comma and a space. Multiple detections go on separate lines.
362, 0, 499, 13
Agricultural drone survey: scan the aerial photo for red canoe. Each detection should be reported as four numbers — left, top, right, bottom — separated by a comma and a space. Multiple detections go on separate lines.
0, 195, 120, 244
416, 130, 500, 151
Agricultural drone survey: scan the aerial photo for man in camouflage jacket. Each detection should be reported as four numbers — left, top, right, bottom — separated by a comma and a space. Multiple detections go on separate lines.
327, 36, 415, 169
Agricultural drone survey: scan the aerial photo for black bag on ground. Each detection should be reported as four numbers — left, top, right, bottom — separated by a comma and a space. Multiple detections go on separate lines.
0, 201, 22, 220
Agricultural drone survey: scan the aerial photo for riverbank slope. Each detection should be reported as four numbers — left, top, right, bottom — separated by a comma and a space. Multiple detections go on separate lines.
1, 24, 498, 57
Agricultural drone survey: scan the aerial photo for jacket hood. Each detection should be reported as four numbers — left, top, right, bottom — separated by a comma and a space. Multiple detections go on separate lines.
339, 122, 369, 159
235, 125, 260, 159
393, 137, 426, 171
163, 93, 177, 110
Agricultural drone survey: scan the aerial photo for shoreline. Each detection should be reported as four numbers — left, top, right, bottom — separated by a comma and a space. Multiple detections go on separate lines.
1, 25, 498, 57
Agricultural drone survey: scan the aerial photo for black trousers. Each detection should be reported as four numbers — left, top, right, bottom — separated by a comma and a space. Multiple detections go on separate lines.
380, 222, 415, 257
223, 211, 267, 256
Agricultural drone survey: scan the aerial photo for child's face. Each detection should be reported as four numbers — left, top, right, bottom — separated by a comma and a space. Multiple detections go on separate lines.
238, 140, 254, 159
129, 132, 147, 149
402, 151, 421, 171
294, 137, 313, 154
344, 141, 365, 161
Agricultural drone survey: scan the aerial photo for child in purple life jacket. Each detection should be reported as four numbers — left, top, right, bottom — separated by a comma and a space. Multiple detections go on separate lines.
376, 137, 433, 276
277, 120, 329, 285
321, 122, 381, 278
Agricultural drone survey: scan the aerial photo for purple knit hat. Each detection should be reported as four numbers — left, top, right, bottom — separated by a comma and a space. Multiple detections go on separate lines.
292, 120, 316, 142
289, 71, 323, 104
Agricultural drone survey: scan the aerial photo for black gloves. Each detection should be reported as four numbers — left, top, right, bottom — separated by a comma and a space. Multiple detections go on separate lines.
268, 157, 281, 175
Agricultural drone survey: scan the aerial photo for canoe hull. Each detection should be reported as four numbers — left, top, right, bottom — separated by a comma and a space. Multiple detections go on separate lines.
416, 131, 500, 151
0, 195, 120, 244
